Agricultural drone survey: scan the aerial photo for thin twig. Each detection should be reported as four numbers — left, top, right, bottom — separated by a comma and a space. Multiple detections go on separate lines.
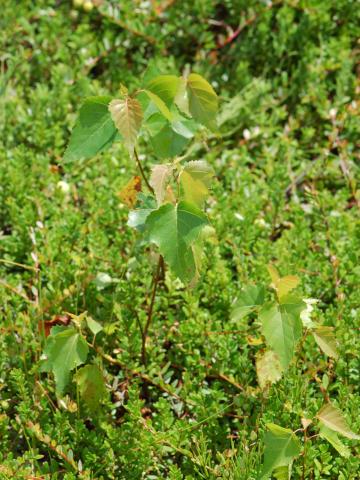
134, 148, 155, 195
141, 256, 162, 365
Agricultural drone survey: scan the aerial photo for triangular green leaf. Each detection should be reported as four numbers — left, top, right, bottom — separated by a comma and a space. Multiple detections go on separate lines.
317, 403, 360, 440
86, 316, 103, 336
145, 201, 208, 281
75, 364, 107, 412
259, 423, 301, 479
260, 303, 302, 369
63, 96, 118, 162
312, 326, 339, 360
186, 73, 218, 130
109, 96, 143, 153
146, 75, 180, 106
231, 284, 265, 321
319, 425, 350, 458
42, 327, 88, 395
179, 160, 214, 207
143, 89, 173, 121
256, 350, 284, 390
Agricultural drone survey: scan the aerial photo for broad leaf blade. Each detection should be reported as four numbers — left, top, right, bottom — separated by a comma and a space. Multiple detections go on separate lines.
317, 404, 360, 440
150, 164, 173, 206
109, 96, 143, 153
319, 425, 350, 458
312, 326, 339, 359
260, 303, 302, 369
144, 89, 173, 121
259, 423, 301, 479
145, 201, 208, 281
256, 350, 284, 390
231, 284, 265, 321
179, 160, 214, 207
186, 73, 218, 130
63, 96, 118, 162
75, 364, 107, 412
146, 75, 180, 106
42, 327, 88, 395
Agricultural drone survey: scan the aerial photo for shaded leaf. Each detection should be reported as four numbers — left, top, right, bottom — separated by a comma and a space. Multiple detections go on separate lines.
149, 164, 173, 206
75, 364, 107, 412
256, 350, 284, 390
259, 423, 301, 479
64, 96, 118, 162
145, 201, 208, 281
313, 326, 339, 359
317, 403, 360, 440
186, 73, 218, 130
109, 96, 143, 152
231, 284, 265, 321
42, 327, 88, 395
179, 160, 214, 207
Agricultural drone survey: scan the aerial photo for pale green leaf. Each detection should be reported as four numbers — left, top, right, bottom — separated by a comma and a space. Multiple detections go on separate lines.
146, 75, 180, 106
149, 164, 174, 206
259, 423, 301, 479
300, 298, 318, 328
267, 265, 300, 301
42, 327, 88, 395
187, 74, 218, 130
63, 96, 118, 162
174, 76, 190, 116
75, 364, 107, 412
260, 303, 302, 369
86, 317, 103, 336
145, 201, 208, 282
144, 90, 173, 121
231, 284, 265, 321
109, 96, 143, 153
179, 160, 214, 207
256, 350, 284, 390
312, 326, 339, 359
319, 425, 350, 458
273, 465, 291, 480
316, 403, 360, 440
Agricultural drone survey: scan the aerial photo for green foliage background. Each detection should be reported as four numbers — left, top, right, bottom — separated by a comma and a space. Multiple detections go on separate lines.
0, 0, 359, 478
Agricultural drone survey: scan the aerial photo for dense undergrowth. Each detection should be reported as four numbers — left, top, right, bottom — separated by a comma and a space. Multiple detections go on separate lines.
0, 0, 359, 478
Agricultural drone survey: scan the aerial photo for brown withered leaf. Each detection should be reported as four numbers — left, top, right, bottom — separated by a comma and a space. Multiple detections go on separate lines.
118, 176, 142, 207
39, 314, 71, 337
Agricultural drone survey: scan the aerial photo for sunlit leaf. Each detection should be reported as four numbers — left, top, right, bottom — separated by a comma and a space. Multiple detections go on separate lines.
109, 96, 143, 153
42, 327, 88, 395
300, 298, 318, 328
86, 317, 103, 336
313, 326, 339, 359
118, 176, 142, 208
144, 89, 173, 121
149, 164, 173, 206
273, 465, 290, 480
267, 265, 300, 301
259, 423, 301, 479
64, 96, 118, 162
317, 403, 360, 440
256, 350, 284, 390
319, 425, 350, 458
179, 160, 214, 207
146, 74, 180, 106
260, 303, 302, 369
186, 73, 218, 130
145, 201, 208, 281
231, 284, 265, 321
75, 364, 107, 412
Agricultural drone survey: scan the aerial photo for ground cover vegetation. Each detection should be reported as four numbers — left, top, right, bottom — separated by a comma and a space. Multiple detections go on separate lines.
0, 0, 359, 478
